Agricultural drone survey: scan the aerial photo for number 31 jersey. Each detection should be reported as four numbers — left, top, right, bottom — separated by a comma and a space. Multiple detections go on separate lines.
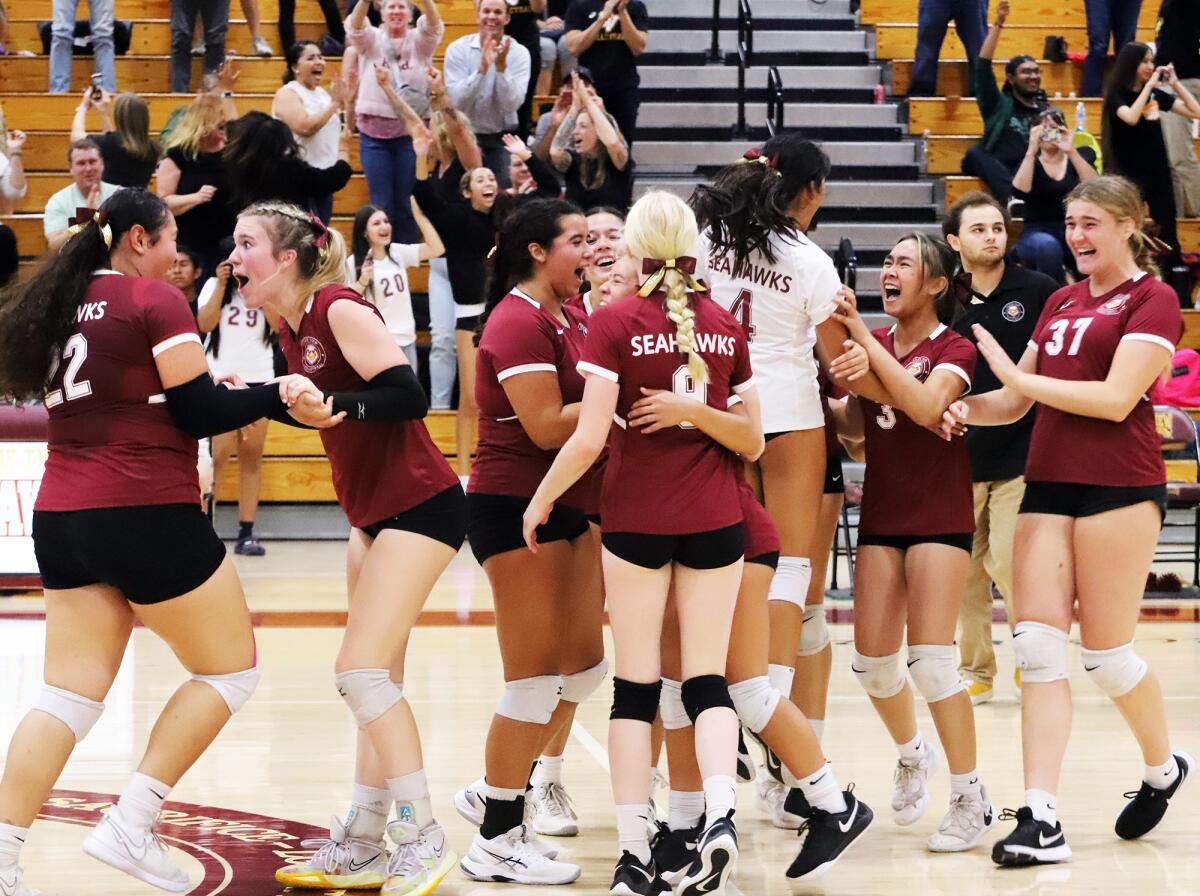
698, 228, 840, 433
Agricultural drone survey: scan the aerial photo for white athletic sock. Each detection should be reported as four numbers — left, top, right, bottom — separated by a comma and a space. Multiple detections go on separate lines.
615, 804, 651, 863
1025, 788, 1057, 826
1145, 755, 1181, 790
896, 731, 926, 763
117, 772, 171, 831
809, 718, 826, 744
797, 762, 847, 814
668, 790, 705, 831
0, 822, 28, 868
348, 783, 390, 840
482, 782, 525, 801
532, 755, 564, 786
767, 663, 795, 698
387, 769, 433, 829
702, 774, 737, 820
950, 769, 983, 800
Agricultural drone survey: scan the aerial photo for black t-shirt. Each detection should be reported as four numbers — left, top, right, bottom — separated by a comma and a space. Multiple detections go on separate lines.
951, 263, 1059, 482
1156, 0, 1200, 80
991, 99, 1043, 169
547, 0, 571, 17
564, 0, 649, 91
94, 132, 157, 188
1105, 87, 1175, 182
412, 178, 495, 309
505, 0, 542, 49
166, 146, 235, 253
564, 150, 633, 211
1012, 146, 1097, 224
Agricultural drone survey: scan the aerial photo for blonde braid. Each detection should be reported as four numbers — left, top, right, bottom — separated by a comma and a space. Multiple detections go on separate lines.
664, 266, 707, 383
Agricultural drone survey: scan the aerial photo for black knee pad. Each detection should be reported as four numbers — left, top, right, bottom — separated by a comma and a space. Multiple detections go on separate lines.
681, 674, 735, 723
610, 677, 662, 723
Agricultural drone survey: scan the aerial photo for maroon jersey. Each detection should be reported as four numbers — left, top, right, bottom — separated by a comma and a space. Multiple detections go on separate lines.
859, 324, 977, 536
36, 272, 202, 512
739, 478, 779, 559
578, 290, 755, 534
1026, 274, 1182, 486
279, 285, 458, 527
470, 290, 593, 505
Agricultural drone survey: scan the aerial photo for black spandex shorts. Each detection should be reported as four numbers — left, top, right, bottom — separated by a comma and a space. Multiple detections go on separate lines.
360, 485, 468, 550
747, 549, 780, 570
456, 314, 481, 333
1019, 481, 1168, 519
602, 523, 745, 571
856, 531, 974, 554
32, 503, 226, 604
467, 492, 589, 564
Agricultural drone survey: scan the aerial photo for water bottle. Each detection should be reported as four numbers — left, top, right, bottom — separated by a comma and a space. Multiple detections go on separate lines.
1075, 100, 1087, 134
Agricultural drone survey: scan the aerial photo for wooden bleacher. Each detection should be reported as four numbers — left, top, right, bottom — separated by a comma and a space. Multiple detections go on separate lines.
859, 0, 1158, 28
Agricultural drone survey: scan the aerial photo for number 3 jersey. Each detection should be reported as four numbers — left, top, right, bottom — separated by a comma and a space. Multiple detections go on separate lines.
1025, 274, 1182, 487
698, 228, 840, 433
578, 290, 755, 534
36, 272, 204, 512
858, 324, 977, 536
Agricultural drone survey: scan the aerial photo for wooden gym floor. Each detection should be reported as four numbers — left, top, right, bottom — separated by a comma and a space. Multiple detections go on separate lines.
1, 542, 1198, 895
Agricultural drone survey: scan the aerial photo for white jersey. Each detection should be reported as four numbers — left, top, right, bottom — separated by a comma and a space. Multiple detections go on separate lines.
698, 228, 839, 432
201, 279, 276, 383
353, 243, 422, 347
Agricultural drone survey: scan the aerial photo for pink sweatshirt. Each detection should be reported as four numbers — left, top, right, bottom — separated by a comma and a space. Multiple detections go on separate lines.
346, 12, 444, 134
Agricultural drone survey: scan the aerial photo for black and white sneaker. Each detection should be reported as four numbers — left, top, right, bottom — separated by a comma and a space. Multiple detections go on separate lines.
991, 807, 1071, 866
1115, 751, 1193, 840
748, 730, 785, 784
785, 789, 873, 881
650, 821, 697, 887
610, 851, 670, 895
736, 728, 755, 783
782, 786, 813, 821
677, 811, 737, 896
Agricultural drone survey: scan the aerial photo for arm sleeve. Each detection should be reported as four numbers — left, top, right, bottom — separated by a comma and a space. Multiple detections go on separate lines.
629, 1, 649, 31
974, 57, 1001, 117
1121, 281, 1185, 353
415, 11, 445, 60
346, 21, 379, 55
0, 156, 26, 200
43, 191, 71, 236
1154, 88, 1177, 113
165, 374, 289, 438
411, 178, 461, 238
577, 305, 622, 382
327, 364, 428, 420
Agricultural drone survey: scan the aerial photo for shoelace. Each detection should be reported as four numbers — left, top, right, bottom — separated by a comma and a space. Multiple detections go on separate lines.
997, 807, 1021, 823
539, 783, 577, 820
939, 793, 984, 835
512, 824, 551, 861
893, 759, 928, 802
387, 830, 432, 877
298, 836, 353, 874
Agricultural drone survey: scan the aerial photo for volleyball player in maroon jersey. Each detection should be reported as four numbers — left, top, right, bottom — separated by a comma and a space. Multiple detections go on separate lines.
941, 177, 1193, 865
229, 200, 463, 896
833, 233, 997, 853
0, 190, 332, 896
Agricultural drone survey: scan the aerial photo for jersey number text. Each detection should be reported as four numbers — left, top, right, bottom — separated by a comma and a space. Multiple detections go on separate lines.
45, 334, 93, 408
729, 289, 756, 342
1043, 317, 1092, 357
671, 364, 707, 430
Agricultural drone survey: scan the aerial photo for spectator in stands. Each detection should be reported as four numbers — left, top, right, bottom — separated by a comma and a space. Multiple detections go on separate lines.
272, 41, 352, 222
549, 70, 632, 210
44, 139, 121, 251
564, 0, 647, 145
533, 67, 615, 158
505, 1, 545, 138
1083, 0, 1144, 97
961, 0, 1049, 204
0, 223, 16, 288
171, 0, 230, 93
504, 133, 561, 195
1103, 41, 1200, 273
223, 112, 353, 213
0, 128, 27, 212
537, 0, 575, 96
192, 0, 273, 57
346, 0, 443, 242
71, 91, 160, 189
1011, 111, 1099, 282
445, 0, 531, 186
1156, 0, 1200, 217
50, 0, 115, 94
280, 0, 346, 58
168, 243, 205, 314
908, 0, 987, 97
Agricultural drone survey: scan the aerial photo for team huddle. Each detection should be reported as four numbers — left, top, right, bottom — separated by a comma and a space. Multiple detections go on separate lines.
0, 131, 1193, 896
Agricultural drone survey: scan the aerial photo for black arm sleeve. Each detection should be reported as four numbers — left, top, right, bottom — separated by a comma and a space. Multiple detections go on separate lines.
164, 374, 287, 439
327, 365, 428, 421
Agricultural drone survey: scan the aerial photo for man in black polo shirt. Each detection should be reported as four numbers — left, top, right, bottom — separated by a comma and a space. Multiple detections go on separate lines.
564, 0, 648, 145
944, 192, 1059, 705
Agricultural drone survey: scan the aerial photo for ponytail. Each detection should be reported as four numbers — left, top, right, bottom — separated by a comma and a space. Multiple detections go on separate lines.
664, 265, 705, 383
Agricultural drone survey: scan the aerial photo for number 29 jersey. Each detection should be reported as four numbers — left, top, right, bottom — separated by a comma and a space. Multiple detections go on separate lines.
698, 228, 840, 433
578, 290, 755, 534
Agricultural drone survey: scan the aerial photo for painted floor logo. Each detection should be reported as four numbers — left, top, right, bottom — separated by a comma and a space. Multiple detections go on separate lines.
39, 789, 328, 895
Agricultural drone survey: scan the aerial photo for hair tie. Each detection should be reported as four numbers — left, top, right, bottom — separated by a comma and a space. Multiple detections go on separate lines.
638, 256, 703, 297
64, 207, 112, 250
307, 212, 329, 250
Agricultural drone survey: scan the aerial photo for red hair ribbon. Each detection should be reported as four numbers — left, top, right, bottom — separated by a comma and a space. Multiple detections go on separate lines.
741, 148, 780, 169
638, 256, 703, 297
68, 207, 108, 229
307, 212, 329, 250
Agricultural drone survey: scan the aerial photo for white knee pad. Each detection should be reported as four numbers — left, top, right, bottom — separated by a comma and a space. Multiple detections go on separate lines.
1012, 621, 1069, 684
496, 675, 563, 724
1081, 641, 1147, 698
660, 678, 691, 730
768, 556, 812, 609
907, 644, 965, 703
335, 668, 403, 726
797, 604, 831, 657
728, 676, 781, 734
33, 685, 104, 742
561, 659, 609, 704
851, 650, 906, 699
193, 667, 260, 715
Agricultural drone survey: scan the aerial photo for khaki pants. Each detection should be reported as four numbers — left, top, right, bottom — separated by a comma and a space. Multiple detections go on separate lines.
1162, 77, 1200, 218
957, 477, 1024, 686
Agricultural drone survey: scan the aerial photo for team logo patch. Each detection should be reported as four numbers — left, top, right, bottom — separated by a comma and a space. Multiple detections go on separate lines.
906, 356, 932, 380
1097, 294, 1130, 315
300, 336, 326, 372
1002, 301, 1025, 322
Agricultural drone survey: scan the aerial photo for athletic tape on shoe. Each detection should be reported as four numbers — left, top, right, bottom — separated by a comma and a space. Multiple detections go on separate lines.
33, 684, 104, 741
1081, 641, 1147, 698
660, 678, 691, 730
797, 603, 831, 656
767, 556, 813, 608
851, 650, 906, 699
497, 674, 563, 724
728, 676, 781, 734
561, 658, 609, 703
1012, 621, 1068, 684
906, 644, 964, 703
334, 668, 402, 726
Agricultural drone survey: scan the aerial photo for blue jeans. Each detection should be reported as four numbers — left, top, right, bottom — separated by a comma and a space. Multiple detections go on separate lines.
910, 0, 988, 97
1083, 0, 1143, 97
1016, 222, 1067, 283
170, 0, 230, 93
426, 257, 457, 410
50, 0, 116, 93
359, 132, 418, 243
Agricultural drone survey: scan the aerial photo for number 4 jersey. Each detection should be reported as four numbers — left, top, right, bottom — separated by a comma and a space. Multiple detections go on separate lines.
578, 289, 754, 534
1026, 274, 1183, 487
36, 271, 204, 512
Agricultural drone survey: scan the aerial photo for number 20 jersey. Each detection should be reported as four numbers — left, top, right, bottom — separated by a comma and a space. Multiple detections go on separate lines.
698, 228, 840, 433
578, 290, 755, 534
